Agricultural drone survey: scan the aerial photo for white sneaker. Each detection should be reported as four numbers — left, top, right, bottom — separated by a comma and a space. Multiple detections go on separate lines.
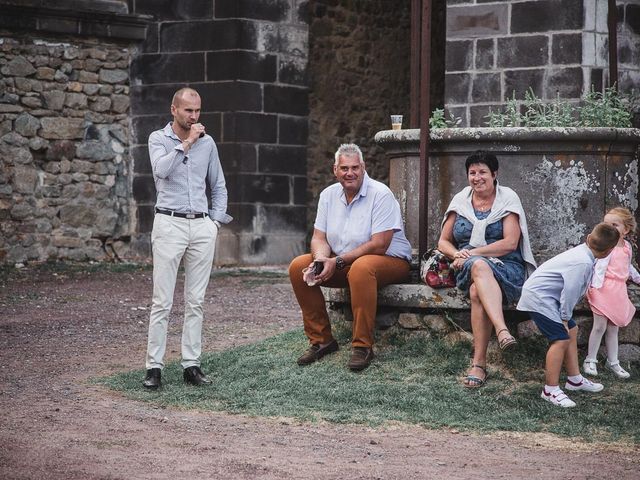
583, 359, 598, 376
541, 388, 576, 408
606, 360, 630, 379
565, 377, 604, 392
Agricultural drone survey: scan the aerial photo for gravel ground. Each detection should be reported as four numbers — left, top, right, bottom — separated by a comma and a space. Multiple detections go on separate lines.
0, 265, 638, 480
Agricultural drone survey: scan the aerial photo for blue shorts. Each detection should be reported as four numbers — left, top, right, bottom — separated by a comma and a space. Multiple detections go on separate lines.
526, 311, 576, 342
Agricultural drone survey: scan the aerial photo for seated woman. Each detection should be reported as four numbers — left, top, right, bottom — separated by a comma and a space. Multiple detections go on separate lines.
437, 150, 537, 388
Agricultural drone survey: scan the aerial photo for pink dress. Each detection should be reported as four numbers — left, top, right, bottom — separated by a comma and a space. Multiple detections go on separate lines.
587, 243, 636, 327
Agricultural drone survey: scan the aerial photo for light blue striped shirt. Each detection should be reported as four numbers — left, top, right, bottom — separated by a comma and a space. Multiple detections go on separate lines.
314, 173, 412, 262
517, 243, 595, 323
148, 123, 232, 224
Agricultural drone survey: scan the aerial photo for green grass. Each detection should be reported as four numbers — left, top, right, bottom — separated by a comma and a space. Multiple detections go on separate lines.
98, 323, 640, 444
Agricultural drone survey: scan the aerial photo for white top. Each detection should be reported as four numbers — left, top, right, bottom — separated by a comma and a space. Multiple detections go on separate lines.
517, 243, 595, 323
591, 239, 640, 288
443, 184, 537, 276
314, 173, 412, 261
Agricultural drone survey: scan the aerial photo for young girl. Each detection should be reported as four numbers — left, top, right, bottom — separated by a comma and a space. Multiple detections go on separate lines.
584, 207, 640, 379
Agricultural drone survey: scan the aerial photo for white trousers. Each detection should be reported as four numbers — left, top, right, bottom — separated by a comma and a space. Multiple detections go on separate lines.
146, 213, 218, 369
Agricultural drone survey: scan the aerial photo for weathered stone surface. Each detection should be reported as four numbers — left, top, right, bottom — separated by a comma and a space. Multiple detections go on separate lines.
42, 91, 65, 110
36, 67, 55, 80
0, 120, 12, 136
12, 165, 38, 194
40, 117, 85, 139
76, 140, 116, 161
398, 312, 423, 329
517, 319, 541, 339
20, 96, 42, 108
14, 113, 40, 137
2, 132, 28, 146
46, 140, 76, 161
0, 104, 24, 113
111, 94, 129, 113
99, 68, 128, 84
70, 159, 94, 173
2, 56, 36, 76
375, 307, 398, 328
52, 235, 84, 248
1, 145, 33, 164
89, 96, 111, 112
618, 343, 640, 362
59, 204, 97, 227
78, 71, 99, 83
444, 330, 473, 345
619, 319, 640, 344
10, 202, 34, 220
67, 81, 83, 92
64, 92, 88, 108
28, 137, 48, 151
94, 209, 118, 236
83, 84, 101, 95
423, 314, 452, 335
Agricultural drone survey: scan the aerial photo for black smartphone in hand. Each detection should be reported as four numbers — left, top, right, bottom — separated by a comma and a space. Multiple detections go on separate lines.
313, 261, 323, 275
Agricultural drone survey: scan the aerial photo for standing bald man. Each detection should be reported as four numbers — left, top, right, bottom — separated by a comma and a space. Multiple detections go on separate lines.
143, 87, 232, 389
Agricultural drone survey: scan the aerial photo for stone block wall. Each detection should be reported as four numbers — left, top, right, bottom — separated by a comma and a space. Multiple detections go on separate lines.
129, 0, 311, 265
445, 0, 640, 127
0, 33, 134, 263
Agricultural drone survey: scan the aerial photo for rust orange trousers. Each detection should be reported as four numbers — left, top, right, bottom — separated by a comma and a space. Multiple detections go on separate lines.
289, 254, 410, 348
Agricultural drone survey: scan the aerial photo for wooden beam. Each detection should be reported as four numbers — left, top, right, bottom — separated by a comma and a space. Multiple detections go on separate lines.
418, 0, 432, 258
410, 0, 421, 128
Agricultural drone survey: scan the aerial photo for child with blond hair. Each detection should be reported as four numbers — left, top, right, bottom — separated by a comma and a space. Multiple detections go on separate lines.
517, 223, 620, 407
583, 207, 640, 379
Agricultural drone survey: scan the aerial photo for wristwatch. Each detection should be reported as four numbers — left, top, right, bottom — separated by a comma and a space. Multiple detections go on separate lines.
335, 256, 346, 270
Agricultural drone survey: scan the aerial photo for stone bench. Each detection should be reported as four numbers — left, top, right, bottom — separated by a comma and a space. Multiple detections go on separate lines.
322, 283, 640, 361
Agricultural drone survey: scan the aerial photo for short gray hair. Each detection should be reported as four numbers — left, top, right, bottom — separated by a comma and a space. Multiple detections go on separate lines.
334, 144, 364, 166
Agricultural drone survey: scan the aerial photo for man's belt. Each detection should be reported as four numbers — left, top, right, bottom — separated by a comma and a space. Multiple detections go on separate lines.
155, 208, 208, 219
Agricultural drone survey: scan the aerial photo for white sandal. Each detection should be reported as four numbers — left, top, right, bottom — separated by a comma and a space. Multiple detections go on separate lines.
583, 359, 598, 376
606, 360, 630, 379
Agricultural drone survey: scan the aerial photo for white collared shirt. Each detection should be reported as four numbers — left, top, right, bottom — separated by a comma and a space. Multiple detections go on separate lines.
314, 173, 412, 261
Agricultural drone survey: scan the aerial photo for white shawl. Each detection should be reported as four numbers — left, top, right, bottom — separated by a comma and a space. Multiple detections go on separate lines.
443, 184, 537, 277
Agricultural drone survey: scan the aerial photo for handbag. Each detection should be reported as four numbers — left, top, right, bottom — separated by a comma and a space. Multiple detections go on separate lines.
420, 248, 456, 288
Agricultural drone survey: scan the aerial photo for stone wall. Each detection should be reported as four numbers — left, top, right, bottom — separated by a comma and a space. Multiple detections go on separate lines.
0, 33, 134, 263
445, 0, 640, 127
129, 0, 311, 265
306, 0, 413, 218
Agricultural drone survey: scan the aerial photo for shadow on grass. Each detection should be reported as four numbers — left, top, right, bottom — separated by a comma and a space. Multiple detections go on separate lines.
98, 324, 640, 444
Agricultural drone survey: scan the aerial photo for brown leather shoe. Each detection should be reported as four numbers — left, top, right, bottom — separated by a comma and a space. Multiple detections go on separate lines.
297, 339, 339, 365
347, 347, 374, 371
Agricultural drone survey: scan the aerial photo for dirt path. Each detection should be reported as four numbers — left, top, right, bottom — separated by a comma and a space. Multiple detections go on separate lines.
1, 266, 638, 479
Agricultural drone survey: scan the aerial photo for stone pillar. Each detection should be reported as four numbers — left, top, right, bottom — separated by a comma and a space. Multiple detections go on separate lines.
129, 0, 310, 265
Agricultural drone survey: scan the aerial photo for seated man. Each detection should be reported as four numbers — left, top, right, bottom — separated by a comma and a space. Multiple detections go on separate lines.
289, 143, 412, 371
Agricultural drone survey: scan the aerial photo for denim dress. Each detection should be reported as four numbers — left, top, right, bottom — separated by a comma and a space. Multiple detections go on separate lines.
453, 210, 526, 304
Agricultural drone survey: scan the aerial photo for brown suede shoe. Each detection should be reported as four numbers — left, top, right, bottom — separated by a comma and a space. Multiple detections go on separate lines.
297, 339, 339, 365
347, 347, 375, 371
